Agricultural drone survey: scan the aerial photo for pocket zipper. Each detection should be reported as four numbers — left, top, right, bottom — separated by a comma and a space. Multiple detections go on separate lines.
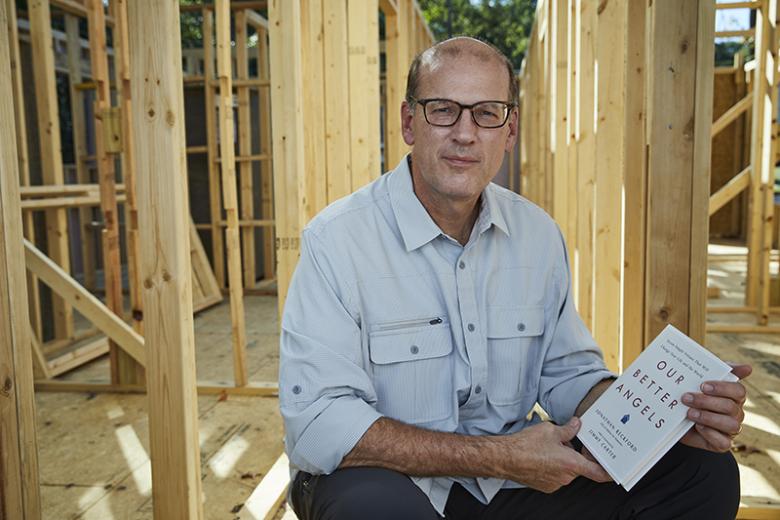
375, 316, 444, 332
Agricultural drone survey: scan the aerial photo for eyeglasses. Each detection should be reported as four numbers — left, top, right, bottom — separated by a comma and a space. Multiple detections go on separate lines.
409, 97, 515, 129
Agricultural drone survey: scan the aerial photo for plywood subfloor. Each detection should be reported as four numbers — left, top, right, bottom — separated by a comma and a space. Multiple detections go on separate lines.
37, 295, 285, 519
706, 246, 780, 514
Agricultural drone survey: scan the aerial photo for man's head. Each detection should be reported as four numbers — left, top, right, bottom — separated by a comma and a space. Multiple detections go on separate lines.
401, 37, 518, 209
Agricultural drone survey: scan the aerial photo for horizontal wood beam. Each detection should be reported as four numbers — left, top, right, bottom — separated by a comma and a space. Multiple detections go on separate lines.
715, 1, 761, 9
21, 194, 127, 210
709, 165, 751, 216
706, 324, 780, 333
33, 380, 279, 396
50, 0, 114, 25
715, 29, 755, 38
179, 1, 266, 12
23, 239, 145, 365
19, 183, 124, 198
711, 92, 753, 137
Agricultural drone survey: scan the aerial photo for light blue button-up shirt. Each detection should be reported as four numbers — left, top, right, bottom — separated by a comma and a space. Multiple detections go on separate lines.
279, 156, 614, 515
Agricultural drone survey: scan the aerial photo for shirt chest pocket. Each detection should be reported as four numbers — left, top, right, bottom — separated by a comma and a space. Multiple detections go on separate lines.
486, 306, 545, 406
369, 320, 454, 425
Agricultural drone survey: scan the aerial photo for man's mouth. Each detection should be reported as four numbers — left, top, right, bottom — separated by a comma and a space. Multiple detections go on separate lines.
442, 155, 479, 167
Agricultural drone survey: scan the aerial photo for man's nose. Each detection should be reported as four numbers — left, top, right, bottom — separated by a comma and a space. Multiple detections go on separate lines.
451, 108, 478, 142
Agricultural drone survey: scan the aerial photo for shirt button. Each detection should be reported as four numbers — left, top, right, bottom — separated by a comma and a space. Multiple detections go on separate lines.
410, 345, 419, 354
459, 261, 466, 270
475, 385, 482, 394
517, 323, 526, 332
292, 385, 302, 395
467, 323, 475, 332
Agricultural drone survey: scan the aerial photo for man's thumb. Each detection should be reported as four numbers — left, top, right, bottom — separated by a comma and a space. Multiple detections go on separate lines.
559, 416, 581, 441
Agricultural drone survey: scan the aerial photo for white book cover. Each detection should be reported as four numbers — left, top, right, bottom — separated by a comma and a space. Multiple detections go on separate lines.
576, 324, 738, 490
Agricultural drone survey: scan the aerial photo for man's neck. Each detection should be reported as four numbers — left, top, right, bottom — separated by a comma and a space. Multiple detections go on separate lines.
408, 168, 481, 246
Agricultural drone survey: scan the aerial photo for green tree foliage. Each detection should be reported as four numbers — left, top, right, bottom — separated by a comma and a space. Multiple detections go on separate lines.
418, 0, 537, 71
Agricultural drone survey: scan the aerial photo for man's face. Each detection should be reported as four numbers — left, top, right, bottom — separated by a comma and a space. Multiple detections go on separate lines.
401, 54, 518, 206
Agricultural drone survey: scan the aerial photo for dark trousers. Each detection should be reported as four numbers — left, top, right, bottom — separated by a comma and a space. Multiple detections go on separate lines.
290, 443, 740, 519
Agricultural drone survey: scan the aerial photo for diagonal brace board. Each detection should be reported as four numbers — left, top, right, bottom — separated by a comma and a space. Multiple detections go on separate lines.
23, 239, 145, 366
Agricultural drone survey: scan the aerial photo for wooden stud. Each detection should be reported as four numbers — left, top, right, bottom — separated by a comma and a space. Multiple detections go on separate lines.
382, 1, 405, 170
29, 0, 74, 340
301, 0, 327, 221
564, 0, 577, 268
269, 0, 306, 314
65, 14, 97, 295
551, 0, 569, 244
257, 25, 275, 281
621, 0, 648, 365
757, 0, 779, 326
0, 0, 42, 513
203, 9, 227, 289
86, 0, 134, 384
128, 0, 205, 517
687, 0, 715, 344
746, 0, 771, 312
593, 0, 624, 371
347, 0, 381, 190
235, 11, 257, 289
111, 0, 144, 345
216, 0, 249, 387
6, 0, 42, 341
323, 0, 352, 203
644, 0, 714, 343
574, 0, 595, 330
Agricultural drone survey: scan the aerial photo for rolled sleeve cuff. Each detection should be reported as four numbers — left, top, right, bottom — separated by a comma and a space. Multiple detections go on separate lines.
546, 369, 616, 423
289, 396, 383, 474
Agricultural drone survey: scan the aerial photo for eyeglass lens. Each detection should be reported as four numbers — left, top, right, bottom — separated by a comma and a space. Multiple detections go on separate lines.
424, 100, 508, 128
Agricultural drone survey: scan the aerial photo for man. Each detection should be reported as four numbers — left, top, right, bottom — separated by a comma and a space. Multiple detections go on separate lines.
279, 37, 750, 519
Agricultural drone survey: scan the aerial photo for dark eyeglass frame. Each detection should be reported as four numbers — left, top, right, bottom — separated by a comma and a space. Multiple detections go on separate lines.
409, 97, 516, 129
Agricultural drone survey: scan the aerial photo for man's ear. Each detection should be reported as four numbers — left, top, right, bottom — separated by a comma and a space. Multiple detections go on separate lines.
401, 101, 415, 146
504, 107, 519, 152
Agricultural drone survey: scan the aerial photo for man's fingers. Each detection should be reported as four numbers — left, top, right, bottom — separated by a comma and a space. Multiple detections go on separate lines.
577, 456, 612, 483
694, 423, 733, 452
558, 417, 581, 442
726, 363, 752, 380
687, 408, 742, 437
682, 392, 743, 417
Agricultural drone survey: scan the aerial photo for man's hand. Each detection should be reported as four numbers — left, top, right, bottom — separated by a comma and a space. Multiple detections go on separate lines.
680, 363, 752, 452
499, 417, 612, 493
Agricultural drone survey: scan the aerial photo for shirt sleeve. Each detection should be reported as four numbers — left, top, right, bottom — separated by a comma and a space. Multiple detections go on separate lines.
279, 229, 382, 474
537, 228, 616, 424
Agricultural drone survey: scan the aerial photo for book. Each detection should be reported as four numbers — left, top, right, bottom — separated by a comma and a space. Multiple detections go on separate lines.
576, 324, 738, 491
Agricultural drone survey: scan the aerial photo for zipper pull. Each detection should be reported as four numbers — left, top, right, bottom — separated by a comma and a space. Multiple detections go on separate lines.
429, 317, 443, 325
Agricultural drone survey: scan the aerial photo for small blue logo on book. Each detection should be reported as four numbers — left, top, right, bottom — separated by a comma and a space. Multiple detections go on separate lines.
621, 414, 630, 424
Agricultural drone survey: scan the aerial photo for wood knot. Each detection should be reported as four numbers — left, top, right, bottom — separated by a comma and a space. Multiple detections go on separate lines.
166, 110, 176, 127
659, 307, 670, 321
1, 377, 12, 397
680, 38, 689, 54
162, 271, 172, 282
143, 278, 153, 289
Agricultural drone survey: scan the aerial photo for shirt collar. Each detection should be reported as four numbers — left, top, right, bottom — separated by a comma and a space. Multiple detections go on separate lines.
388, 155, 510, 252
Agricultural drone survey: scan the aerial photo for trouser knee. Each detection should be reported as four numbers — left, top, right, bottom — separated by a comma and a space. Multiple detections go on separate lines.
695, 450, 740, 513
291, 467, 439, 520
